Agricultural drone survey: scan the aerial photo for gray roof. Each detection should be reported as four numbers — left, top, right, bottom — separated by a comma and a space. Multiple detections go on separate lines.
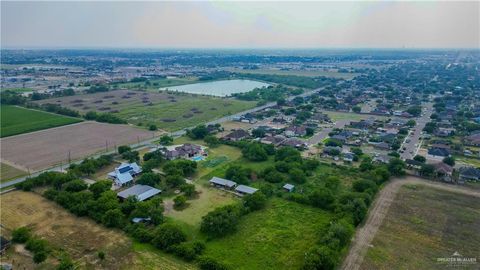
283, 183, 295, 190
235, 185, 258, 194
209, 177, 237, 188
117, 185, 161, 201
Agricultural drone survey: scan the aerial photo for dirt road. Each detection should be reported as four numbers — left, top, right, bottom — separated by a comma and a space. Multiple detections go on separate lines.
340, 176, 480, 270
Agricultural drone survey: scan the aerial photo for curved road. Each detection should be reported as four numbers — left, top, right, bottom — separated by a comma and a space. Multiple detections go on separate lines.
341, 176, 480, 270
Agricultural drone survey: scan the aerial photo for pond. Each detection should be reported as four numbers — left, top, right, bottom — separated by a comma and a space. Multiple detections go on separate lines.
159, 79, 270, 97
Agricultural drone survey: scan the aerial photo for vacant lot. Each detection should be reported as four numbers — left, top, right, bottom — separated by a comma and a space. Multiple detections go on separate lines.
203, 198, 332, 270
361, 185, 480, 270
0, 121, 154, 171
35, 90, 255, 131
1, 105, 82, 137
0, 191, 135, 269
0, 162, 27, 183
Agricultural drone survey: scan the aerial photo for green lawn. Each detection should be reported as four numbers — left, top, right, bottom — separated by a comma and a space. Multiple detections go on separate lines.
0, 105, 82, 137
325, 111, 372, 122
0, 163, 27, 183
116, 97, 255, 131
131, 242, 197, 270
203, 198, 332, 270
362, 184, 480, 270
1, 87, 32, 93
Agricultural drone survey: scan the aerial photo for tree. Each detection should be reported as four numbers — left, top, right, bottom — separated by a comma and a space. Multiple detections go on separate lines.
198, 256, 229, 270
225, 165, 251, 184
406, 119, 416, 127
252, 128, 266, 138
372, 167, 390, 185
243, 192, 267, 211
204, 135, 220, 147
351, 147, 363, 156
165, 174, 186, 188
263, 169, 286, 183
200, 205, 241, 238
159, 135, 173, 145
149, 124, 158, 131
137, 172, 161, 186
406, 105, 422, 117
352, 179, 377, 194
242, 143, 268, 161
289, 168, 307, 184
275, 147, 302, 162
89, 180, 112, 198
12, 227, 31, 243
63, 179, 87, 192
102, 209, 125, 228
122, 150, 139, 163
420, 164, 435, 177
302, 246, 338, 270
308, 188, 335, 210
188, 125, 209, 139
174, 195, 187, 208
442, 156, 455, 166
118, 145, 131, 154
413, 155, 426, 163
352, 106, 361, 113
387, 158, 406, 176
180, 184, 196, 198
325, 139, 342, 147
152, 223, 186, 250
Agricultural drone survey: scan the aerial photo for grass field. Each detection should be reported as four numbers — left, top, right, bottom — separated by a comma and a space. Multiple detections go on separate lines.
0, 163, 27, 183
203, 198, 332, 270
233, 68, 360, 80
361, 184, 480, 270
0, 105, 82, 137
325, 111, 375, 122
0, 87, 32, 93
115, 77, 200, 91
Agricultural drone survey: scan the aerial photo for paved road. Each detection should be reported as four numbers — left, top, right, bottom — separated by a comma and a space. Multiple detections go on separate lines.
399, 102, 433, 160
340, 175, 480, 270
307, 119, 349, 145
1, 88, 321, 189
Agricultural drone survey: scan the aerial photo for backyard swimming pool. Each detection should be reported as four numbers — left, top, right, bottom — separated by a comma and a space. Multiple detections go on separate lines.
192, 156, 205, 161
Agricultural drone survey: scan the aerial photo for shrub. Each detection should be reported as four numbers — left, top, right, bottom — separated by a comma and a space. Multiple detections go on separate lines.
243, 192, 267, 212
198, 256, 229, 270
200, 205, 241, 238
173, 195, 187, 208
12, 227, 31, 243
171, 241, 205, 261
152, 223, 187, 250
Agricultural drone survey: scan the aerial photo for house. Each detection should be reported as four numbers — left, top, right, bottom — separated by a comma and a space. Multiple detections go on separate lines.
117, 184, 161, 201
132, 217, 152, 224
373, 142, 390, 151
108, 162, 142, 186
164, 143, 205, 160
0, 236, 11, 255
433, 162, 454, 182
427, 147, 451, 160
284, 125, 307, 137
281, 138, 307, 149
373, 154, 391, 164
405, 159, 423, 170
209, 177, 237, 189
283, 183, 295, 192
465, 133, 480, 146
331, 135, 347, 143
343, 152, 355, 162
235, 185, 258, 196
223, 129, 250, 141
261, 135, 286, 146
459, 167, 480, 183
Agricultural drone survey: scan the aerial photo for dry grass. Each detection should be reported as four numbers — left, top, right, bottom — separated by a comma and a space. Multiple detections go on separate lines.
0, 162, 27, 183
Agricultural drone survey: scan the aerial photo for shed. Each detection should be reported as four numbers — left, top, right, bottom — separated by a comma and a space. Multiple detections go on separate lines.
283, 183, 295, 192
235, 185, 258, 195
209, 177, 237, 189
117, 185, 161, 201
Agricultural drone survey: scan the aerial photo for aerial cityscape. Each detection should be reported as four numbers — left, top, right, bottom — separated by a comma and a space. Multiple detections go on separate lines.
0, 1, 479, 270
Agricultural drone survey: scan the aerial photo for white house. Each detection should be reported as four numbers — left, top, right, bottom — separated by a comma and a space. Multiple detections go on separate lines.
108, 162, 142, 186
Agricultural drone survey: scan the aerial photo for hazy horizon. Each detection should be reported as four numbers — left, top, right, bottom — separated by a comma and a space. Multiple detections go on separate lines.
2, 1, 479, 49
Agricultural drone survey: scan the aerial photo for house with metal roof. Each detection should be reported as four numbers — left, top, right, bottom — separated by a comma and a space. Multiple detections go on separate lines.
235, 185, 258, 196
108, 162, 142, 186
117, 184, 161, 201
459, 167, 480, 183
209, 177, 237, 189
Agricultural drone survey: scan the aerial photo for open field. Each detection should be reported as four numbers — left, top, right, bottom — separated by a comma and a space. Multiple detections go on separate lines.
324, 111, 381, 122
164, 184, 238, 227
0, 87, 32, 93
1, 105, 82, 137
203, 198, 332, 270
34, 90, 256, 131
233, 68, 360, 80
0, 191, 135, 269
360, 184, 480, 270
0, 121, 154, 171
0, 162, 27, 183
130, 242, 196, 270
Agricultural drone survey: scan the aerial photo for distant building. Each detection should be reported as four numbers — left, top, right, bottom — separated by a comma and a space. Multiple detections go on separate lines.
108, 162, 142, 186
164, 143, 206, 160
0, 236, 11, 255
235, 185, 258, 196
427, 147, 450, 160
117, 184, 161, 201
209, 176, 237, 189
459, 167, 480, 183
222, 129, 250, 141
283, 183, 295, 192
433, 162, 454, 182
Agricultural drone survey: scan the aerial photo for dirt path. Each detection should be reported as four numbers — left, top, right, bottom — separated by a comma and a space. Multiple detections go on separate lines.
340, 176, 480, 270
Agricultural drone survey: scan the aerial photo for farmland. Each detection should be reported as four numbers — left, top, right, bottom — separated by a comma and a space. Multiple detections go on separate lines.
34, 90, 256, 131
0, 162, 27, 183
0, 105, 82, 137
361, 184, 480, 270
0, 121, 154, 171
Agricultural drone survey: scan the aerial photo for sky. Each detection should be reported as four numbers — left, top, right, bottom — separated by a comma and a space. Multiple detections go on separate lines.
1, 1, 479, 49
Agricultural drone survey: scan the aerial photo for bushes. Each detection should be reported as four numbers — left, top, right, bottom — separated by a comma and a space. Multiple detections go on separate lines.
173, 195, 187, 208
200, 205, 242, 238
12, 227, 51, 264
197, 256, 230, 270
243, 192, 267, 212
12, 226, 32, 243
84, 111, 127, 124
152, 223, 187, 250
352, 179, 377, 194
225, 165, 251, 185
308, 188, 335, 210
187, 125, 209, 139
137, 172, 162, 186
171, 241, 205, 261
242, 143, 268, 161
